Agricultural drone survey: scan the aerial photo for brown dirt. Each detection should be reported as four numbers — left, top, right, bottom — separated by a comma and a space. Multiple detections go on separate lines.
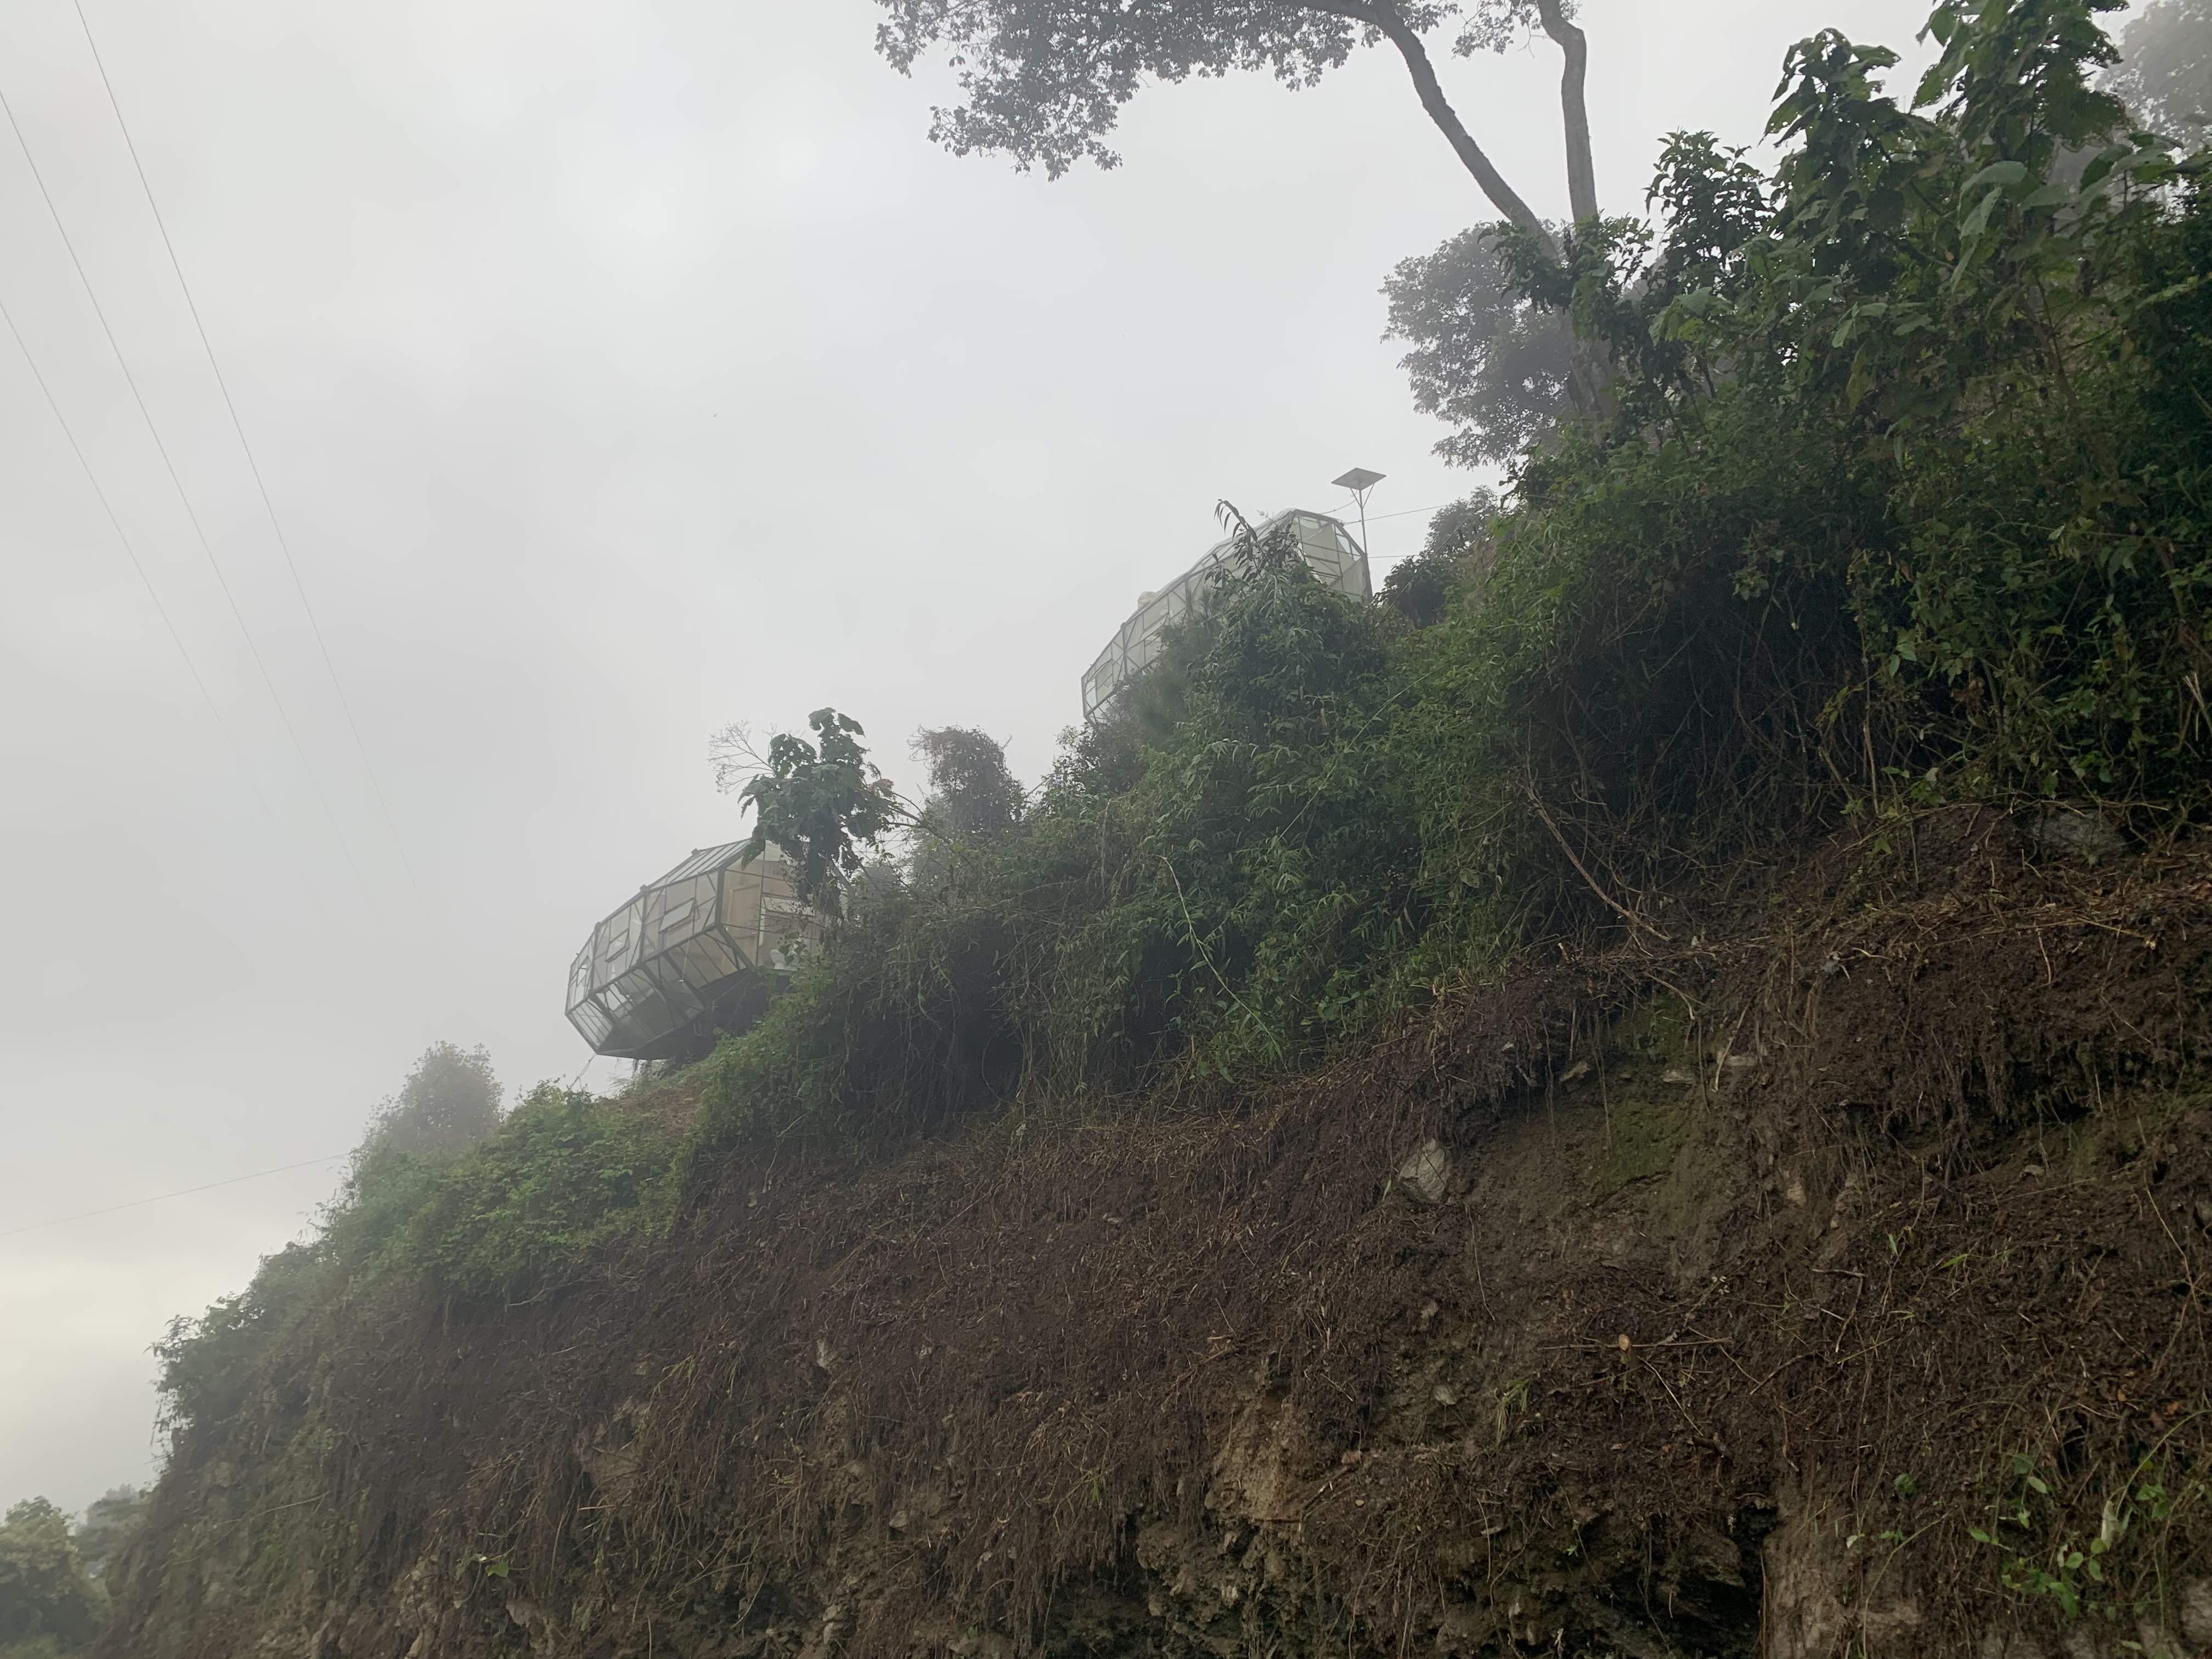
102, 810, 2212, 1659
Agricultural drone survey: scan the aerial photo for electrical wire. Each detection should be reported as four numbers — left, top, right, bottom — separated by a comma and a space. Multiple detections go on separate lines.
1, 1155, 350, 1240
1324, 494, 1483, 528
67, 0, 425, 904
0, 284, 319, 894
0, 74, 375, 899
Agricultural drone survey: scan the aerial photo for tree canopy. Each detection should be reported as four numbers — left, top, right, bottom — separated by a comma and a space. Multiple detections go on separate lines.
872, 0, 1592, 242
911, 727, 1023, 846
364, 1043, 502, 1157
1384, 224, 1572, 466
723, 709, 903, 917
0, 1498, 103, 1654
2104, 0, 2212, 136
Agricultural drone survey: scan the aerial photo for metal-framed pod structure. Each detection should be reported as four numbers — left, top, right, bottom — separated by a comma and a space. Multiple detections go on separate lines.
565, 842, 820, 1060
1080, 509, 1371, 718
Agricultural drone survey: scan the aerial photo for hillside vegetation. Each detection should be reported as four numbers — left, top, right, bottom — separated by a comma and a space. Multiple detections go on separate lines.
107, 5, 2212, 1657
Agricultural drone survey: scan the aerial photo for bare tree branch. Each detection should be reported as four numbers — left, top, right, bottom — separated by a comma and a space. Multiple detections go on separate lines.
1536, 0, 1598, 223
1312, 0, 1562, 253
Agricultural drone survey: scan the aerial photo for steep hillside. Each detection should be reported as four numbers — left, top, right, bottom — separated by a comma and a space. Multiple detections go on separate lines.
100, 822, 2212, 1658
96, 8, 2212, 1655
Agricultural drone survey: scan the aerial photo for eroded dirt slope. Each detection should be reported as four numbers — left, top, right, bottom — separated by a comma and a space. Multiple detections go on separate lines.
104, 816, 2212, 1658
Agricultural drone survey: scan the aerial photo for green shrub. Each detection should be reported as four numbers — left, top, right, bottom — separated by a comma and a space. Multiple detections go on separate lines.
154, 1242, 334, 1437
156, 1084, 686, 1436
394, 1085, 680, 1304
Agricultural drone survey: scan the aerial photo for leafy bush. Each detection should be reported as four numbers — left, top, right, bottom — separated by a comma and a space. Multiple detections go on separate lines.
688, 516, 1435, 1159
1380, 493, 1499, 627
156, 1060, 685, 1437
153, 1242, 332, 1437
392, 1085, 678, 1304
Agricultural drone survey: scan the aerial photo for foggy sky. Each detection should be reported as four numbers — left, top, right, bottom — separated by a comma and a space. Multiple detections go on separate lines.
2, 0, 1944, 1513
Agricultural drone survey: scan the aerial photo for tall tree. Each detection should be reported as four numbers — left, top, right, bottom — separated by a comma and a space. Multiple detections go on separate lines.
904, 727, 1023, 889
871, 1, 1598, 251
1384, 224, 1572, 465
2102, 0, 2212, 137
364, 1043, 501, 1156
911, 727, 1023, 845
0, 1498, 103, 1651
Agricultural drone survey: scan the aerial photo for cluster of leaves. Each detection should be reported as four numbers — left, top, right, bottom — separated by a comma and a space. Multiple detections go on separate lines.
0, 1500, 103, 1658
1384, 226, 1573, 468
690, 512, 1446, 1155
155, 1051, 683, 1440
718, 709, 905, 917
872, 0, 1575, 179
2102, 0, 2211, 140
910, 727, 1024, 845
360, 1041, 500, 1156
1380, 490, 1499, 625
1542, 0, 2212, 804
388, 1086, 676, 1305
1965, 1451, 2203, 1627
153, 1238, 332, 1439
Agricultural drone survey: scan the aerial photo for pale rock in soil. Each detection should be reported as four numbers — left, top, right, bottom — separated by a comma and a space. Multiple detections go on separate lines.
1396, 1139, 1450, 1204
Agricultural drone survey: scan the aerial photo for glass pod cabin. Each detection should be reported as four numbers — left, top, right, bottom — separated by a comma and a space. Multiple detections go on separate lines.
566, 842, 820, 1060
1080, 509, 1371, 718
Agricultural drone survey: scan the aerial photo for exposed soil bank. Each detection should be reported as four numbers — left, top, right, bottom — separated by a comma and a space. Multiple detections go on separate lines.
104, 817, 2212, 1658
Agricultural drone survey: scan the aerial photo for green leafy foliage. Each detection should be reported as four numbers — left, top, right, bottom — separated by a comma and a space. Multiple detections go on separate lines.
362, 1042, 501, 1156
911, 727, 1023, 846
727, 709, 904, 917
2103, 0, 2212, 139
1965, 1451, 2202, 1626
1381, 493, 1499, 626
153, 1241, 331, 1437
905, 727, 1025, 889
872, 0, 1568, 179
155, 1053, 685, 1439
392, 1085, 677, 1305
0, 1499, 103, 1656
688, 512, 1432, 1155
1384, 225, 1573, 467
1640, 0, 2211, 802
690, 0, 2212, 1170
867, 0, 1604, 278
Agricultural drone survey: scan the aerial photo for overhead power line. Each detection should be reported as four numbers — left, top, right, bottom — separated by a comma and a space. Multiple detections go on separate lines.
1328, 495, 1474, 529
0, 286, 292, 839
0, 75, 374, 897
69, 0, 424, 903
0, 1154, 350, 1240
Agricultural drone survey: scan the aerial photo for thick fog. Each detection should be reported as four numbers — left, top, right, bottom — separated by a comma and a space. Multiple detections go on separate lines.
1, 0, 1939, 1511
